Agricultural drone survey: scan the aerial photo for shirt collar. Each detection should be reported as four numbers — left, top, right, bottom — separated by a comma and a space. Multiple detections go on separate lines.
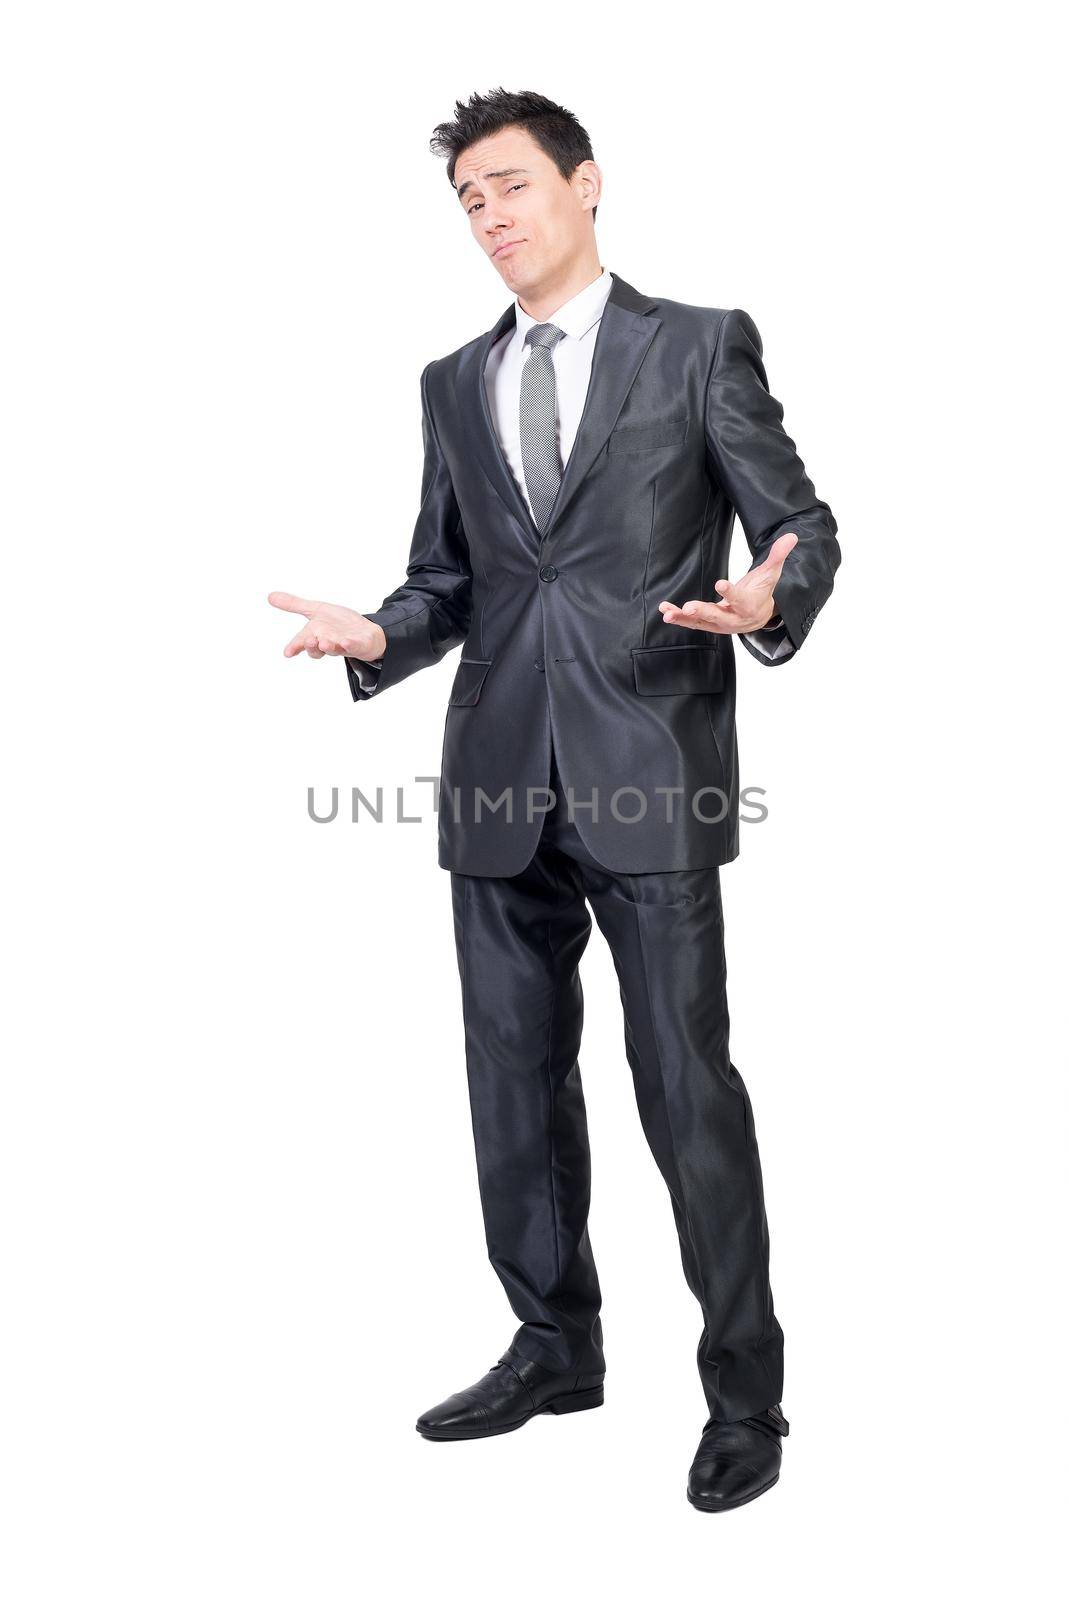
513, 267, 614, 346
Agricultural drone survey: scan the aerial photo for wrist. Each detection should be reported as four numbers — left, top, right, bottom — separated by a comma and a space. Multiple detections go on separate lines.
744, 601, 780, 633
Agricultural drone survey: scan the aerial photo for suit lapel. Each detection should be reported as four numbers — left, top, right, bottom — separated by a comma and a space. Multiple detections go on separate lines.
468, 300, 538, 544
463, 272, 662, 556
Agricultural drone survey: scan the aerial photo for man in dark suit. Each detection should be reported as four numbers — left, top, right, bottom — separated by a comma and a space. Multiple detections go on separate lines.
270, 88, 840, 1512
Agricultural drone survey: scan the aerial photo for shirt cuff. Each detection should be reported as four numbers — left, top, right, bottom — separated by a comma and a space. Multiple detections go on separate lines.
744, 613, 795, 662
347, 658, 383, 692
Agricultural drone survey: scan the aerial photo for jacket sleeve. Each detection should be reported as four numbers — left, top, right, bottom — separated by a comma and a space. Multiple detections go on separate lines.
703, 308, 841, 666
344, 359, 473, 702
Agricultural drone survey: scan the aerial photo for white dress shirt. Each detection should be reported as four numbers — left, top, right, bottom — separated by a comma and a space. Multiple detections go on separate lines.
352, 266, 790, 687
485, 264, 614, 512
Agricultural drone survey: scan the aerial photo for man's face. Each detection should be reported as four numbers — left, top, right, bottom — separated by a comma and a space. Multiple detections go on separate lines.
454, 126, 599, 294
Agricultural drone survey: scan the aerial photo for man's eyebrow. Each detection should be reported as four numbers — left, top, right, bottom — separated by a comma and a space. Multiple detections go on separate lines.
456, 167, 531, 203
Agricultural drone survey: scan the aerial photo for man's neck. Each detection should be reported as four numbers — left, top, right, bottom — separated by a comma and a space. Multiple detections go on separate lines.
516, 256, 604, 323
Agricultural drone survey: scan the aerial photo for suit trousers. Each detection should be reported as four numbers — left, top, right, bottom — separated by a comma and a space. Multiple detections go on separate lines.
448, 738, 785, 1423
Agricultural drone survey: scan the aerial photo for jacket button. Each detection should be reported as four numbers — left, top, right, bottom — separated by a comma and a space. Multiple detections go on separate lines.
539, 564, 559, 582
534, 658, 544, 671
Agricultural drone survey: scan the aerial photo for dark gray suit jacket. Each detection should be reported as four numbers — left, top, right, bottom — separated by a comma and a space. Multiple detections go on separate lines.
345, 272, 841, 876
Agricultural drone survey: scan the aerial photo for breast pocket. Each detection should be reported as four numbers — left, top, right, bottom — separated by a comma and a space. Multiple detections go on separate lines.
607, 415, 689, 453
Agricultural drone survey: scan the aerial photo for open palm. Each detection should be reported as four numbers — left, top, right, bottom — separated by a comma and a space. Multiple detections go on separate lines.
658, 531, 798, 635
268, 592, 386, 661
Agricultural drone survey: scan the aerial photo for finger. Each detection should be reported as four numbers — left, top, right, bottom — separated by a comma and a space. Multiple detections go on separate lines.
660, 599, 723, 619
758, 530, 799, 574
659, 602, 733, 634
305, 640, 325, 659
283, 628, 308, 657
665, 612, 743, 634
679, 599, 731, 624
268, 591, 317, 616
318, 638, 344, 655
714, 578, 734, 600
659, 599, 730, 626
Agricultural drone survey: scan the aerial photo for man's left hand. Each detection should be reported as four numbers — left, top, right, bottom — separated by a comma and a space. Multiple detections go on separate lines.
658, 530, 798, 635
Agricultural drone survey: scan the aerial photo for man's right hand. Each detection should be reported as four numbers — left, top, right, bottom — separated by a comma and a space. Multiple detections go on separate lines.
268, 592, 387, 662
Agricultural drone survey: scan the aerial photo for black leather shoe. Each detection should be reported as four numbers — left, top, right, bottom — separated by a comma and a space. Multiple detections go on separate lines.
415, 1349, 605, 1440
687, 1404, 790, 1511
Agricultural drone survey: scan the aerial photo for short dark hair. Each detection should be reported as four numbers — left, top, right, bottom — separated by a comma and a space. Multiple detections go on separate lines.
430, 87, 598, 221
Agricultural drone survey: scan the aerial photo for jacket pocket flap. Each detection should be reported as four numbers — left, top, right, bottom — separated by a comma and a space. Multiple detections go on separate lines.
448, 656, 493, 707
608, 416, 689, 452
631, 644, 724, 695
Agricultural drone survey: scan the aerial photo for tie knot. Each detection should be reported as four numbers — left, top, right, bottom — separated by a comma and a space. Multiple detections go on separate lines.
525, 321, 565, 352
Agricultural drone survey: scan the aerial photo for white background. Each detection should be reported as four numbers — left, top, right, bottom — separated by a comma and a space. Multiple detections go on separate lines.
2, 2, 1064, 1594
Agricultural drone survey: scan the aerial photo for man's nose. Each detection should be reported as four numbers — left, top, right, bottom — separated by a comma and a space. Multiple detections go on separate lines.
483, 205, 513, 237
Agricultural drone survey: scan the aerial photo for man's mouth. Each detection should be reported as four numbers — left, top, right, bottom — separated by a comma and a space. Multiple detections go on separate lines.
494, 240, 524, 257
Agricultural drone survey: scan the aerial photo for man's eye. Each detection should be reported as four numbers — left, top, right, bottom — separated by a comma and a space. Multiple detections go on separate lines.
468, 182, 526, 215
